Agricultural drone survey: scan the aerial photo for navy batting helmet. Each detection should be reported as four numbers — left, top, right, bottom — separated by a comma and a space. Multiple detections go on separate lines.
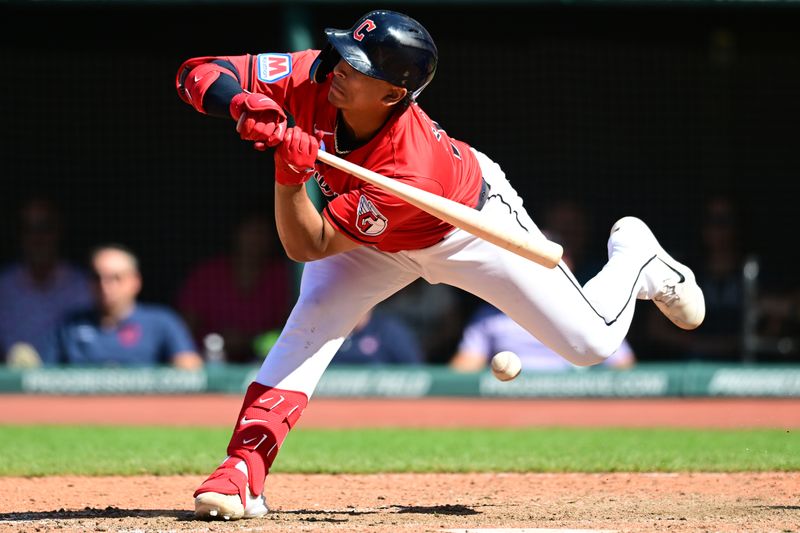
310, 10, 438, 100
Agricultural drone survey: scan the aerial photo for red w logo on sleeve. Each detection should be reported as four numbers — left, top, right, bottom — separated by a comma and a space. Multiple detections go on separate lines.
256, 53, 292, 83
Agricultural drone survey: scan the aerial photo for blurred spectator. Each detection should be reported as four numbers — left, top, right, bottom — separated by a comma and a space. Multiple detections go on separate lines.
375, 279, 466, 364
638, 192, 776, 361
42, 244, 203, 368
0, 196, 93, 365
539, 196, 604, 284
330, 307, 425, 366
176, 208, 293, 364
642, 192, 799, 362
640, 192, 746, 361
450, 302, 636, 372
754, 288, 800, 360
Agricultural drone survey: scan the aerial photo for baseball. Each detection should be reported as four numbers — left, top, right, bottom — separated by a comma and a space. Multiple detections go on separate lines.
490, 350, 522, 381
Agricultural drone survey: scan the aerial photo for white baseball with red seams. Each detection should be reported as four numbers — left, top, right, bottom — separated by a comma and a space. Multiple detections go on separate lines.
491, 351, 522, 382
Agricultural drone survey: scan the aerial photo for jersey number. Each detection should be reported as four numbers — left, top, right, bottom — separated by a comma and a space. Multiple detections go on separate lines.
430, 120, 462, 160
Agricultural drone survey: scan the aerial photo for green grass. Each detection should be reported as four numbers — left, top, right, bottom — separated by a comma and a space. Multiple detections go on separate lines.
0, 426, 797, 476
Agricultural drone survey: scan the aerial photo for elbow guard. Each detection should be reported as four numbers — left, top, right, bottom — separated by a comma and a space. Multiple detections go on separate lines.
176, 57, 244, 118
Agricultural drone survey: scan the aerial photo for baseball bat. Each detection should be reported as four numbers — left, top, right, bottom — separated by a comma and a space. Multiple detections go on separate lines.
316, 150, 563, 269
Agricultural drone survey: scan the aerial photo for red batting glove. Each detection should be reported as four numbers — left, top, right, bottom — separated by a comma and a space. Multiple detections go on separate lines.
230, 93, 287, 150
274, 127, 320, 186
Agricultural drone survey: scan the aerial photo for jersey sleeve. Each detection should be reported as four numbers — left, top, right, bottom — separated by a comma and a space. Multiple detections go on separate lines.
249, 50, 320, 121
322, 176, 444, 246
40, 315, 83, 365
175, 49, 320, 119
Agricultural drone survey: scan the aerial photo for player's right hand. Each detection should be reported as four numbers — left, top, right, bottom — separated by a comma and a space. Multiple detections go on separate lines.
274, 127, 321, 186
230, 92, 287, 150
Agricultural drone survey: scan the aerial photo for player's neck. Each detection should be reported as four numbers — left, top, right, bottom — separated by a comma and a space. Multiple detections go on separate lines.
338, 106, 395, 142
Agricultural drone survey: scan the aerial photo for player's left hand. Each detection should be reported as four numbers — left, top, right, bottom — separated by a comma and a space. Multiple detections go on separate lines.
230, 92, 288, 150
274, 127, 321, 186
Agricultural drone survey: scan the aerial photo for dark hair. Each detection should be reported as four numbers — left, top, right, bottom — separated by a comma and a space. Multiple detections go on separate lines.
15, 194, 63, 233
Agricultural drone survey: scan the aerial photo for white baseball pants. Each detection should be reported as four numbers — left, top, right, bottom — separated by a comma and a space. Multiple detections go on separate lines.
257, 149, 642, 397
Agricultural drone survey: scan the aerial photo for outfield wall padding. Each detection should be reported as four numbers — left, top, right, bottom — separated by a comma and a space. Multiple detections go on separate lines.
1, 363, 799, 397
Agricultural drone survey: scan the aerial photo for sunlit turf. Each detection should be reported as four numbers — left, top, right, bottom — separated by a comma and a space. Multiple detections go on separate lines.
0, 426, 796, 476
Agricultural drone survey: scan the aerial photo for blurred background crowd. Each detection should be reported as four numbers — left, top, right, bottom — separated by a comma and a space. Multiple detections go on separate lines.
1, 2, 799, 370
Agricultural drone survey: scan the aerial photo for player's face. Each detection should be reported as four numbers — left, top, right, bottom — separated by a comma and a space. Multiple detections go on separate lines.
327, 59, 399, 112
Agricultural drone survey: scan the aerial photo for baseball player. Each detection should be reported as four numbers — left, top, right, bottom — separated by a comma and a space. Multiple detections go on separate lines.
175, 9, 705, 520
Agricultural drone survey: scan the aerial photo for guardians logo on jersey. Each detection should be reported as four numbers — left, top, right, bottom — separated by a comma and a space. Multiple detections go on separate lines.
356, 195, 387, 236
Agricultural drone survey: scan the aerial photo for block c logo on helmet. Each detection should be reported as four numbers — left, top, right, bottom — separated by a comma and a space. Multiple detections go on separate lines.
353, 19, 376, 41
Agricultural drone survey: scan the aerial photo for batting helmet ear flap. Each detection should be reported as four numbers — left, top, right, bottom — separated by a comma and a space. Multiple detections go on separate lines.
310, 44, 341, 84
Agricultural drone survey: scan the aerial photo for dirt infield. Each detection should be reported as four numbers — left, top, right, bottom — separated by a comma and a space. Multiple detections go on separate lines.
1, 395, 799, 532
1, 472, 798, 532
3, 395, 800, 428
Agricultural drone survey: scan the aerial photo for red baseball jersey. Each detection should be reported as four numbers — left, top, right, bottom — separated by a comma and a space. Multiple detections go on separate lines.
197, 50, 484, 252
